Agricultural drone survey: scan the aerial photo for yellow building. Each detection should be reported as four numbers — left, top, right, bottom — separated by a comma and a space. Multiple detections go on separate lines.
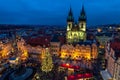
0, 42, 12, 58
17, 38, 28, 61
66, 6, 86, 43
60, 43, 98, 60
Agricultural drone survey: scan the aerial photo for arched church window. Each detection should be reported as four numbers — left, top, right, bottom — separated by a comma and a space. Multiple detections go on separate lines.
81, 23, 83, 28
69, 24, 71, 29
74, 34, 77, 37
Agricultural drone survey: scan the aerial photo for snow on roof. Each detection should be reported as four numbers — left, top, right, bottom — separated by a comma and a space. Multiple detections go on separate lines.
100, 70, 112, 80
9, 57, 16, 60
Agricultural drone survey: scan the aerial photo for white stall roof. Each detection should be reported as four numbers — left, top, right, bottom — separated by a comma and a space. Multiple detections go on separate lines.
100, 70, 112, 80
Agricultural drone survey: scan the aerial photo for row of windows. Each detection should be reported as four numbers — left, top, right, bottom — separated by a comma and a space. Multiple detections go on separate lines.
51, 46, 59, 48
67, 32, 85, 37
51, 50, 58, 52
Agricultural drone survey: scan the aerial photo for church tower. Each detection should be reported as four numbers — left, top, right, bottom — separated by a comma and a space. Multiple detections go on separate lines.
67, 7, 74, 31
78, 5, 86, 32
66, 5, 87, 43
78, 5, 87, 41
66, 7, 74, 43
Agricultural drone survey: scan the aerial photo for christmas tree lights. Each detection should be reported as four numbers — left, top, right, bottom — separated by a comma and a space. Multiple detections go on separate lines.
41, 48, 53, 72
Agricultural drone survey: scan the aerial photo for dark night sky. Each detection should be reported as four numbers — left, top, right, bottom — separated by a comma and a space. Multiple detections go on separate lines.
0, 0, 120, 26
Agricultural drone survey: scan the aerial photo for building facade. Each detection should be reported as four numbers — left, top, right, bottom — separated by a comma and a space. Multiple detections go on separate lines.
105, 40, 120, 80
0, 42, 12, 58
114, 58, 120, 80
96, 32, 113, 49
60, 43, 97, 60
50, 42, 60, 56
66, 6, 86, 43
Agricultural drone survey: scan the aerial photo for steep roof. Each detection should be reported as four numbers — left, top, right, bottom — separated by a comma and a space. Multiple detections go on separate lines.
67, 7, 74, 22
51, 35, 60, 42
79, 5, 86, 21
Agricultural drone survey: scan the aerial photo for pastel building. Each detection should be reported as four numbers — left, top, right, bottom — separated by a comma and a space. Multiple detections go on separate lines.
114, 57, 120, 80
104, 38, 120, 80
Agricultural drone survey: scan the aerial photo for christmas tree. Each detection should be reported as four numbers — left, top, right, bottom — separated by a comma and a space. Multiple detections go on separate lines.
41, 48, 53, 73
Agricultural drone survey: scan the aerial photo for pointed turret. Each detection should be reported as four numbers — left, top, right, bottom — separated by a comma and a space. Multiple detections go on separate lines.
67, 7, 74, 22
79, 5, 86, 21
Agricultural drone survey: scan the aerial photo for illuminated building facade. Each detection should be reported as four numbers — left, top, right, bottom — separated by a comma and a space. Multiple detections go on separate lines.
114, 58, 120, 80
50, 42, 60, 56
60, 43, 97, 60
17, 37, 44, 62
66, 6, 86, 43
60, 6, 98, 60
0, 42, 12, 58
27, 45, 42, 62
50, 35, 61, 56
17, 38, 28, 61
105, 39, 120, 80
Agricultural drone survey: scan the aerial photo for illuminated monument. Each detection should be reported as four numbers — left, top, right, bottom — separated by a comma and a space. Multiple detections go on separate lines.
66, 5, 86, 43
62, 6, 99, 60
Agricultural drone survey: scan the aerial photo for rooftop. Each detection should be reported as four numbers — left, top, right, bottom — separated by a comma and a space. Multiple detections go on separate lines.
100, 70, 112, 80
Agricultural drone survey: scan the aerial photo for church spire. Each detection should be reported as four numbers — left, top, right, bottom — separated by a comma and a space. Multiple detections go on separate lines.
67, 6, 74, 22
81, 5, 85, 16
79, 5, 86, 21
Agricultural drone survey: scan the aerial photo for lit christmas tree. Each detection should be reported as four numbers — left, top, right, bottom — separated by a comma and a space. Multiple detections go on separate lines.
41, 48, 53, 73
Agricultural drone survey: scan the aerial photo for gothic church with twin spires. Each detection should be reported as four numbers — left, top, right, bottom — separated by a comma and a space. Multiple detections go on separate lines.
66, 6, 87, 43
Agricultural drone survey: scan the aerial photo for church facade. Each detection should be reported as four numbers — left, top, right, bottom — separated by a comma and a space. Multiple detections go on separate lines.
66, 6, 86, 43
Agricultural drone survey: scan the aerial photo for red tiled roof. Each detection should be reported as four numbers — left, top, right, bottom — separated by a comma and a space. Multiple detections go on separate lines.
58, 36, 66, 44
110, 41, 120, 50
67, 73, 93, 80
60, 63, 93, 80
26, 36, 51, 47
60, 63, 80, 70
